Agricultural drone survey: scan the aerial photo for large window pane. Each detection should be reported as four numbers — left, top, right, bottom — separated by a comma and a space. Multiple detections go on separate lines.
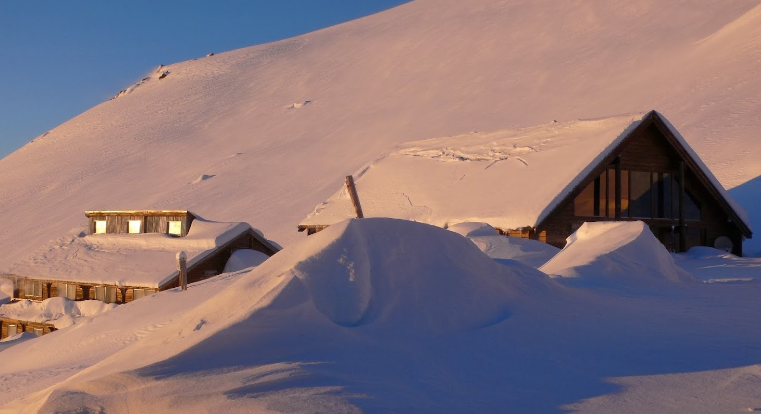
606, 169, 615, 217
621, 170, 629, 216
598, 171, 607, 217
685, 191, 701, 221
629, 171, 652, 218
574, 181, 595, 216
663, 173, 674, 219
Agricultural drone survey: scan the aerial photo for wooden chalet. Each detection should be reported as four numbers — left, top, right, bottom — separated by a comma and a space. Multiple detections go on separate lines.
298, 111, 752, 255
3, 211, 279, 305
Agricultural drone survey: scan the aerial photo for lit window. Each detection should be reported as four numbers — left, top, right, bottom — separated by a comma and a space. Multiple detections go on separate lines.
7, 324, 17, 336
133, 288, 145, 300
94, 220, 107, 234
168, 221, 182, 236
128, 220, 142, 234
33, 327, 43, 337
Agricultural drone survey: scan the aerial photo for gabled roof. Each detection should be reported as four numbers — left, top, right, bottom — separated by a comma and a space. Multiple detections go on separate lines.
299, 111, 751, 235
4, 220, 277, 288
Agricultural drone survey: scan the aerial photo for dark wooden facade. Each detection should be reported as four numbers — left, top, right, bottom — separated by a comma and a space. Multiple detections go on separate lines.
7, 224, 280, 304
158, 228, 279, 290
532, 111, 750, 255
0, 317, 56, 340
85, 210, 196, 237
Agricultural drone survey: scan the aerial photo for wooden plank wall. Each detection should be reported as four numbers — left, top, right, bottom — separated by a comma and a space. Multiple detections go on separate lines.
89, 213, 193, 236
162, 230, 276, 290
536, 124, 744, 254
0, 318, 56, 339
14, 278, 158, 304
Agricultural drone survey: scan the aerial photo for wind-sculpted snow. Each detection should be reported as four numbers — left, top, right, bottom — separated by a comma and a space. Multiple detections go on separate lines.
4, 220, 761, 414
287, 218, 548, 331
448, 221, 560, 268
541, 221, 696, 288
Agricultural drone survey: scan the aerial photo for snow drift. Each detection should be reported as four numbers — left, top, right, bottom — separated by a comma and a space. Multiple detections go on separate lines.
283, 218, 550, 331
541, 221, 695, 287
190, 217, 554, 336
0, 297, 117, 330
448, 222, 559, 268
4, 218, 556, 413
222, 249, 270, 273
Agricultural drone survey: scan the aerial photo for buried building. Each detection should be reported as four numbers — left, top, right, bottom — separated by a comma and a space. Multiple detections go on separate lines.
2, 210, 279, 305
298, 111, 751, 255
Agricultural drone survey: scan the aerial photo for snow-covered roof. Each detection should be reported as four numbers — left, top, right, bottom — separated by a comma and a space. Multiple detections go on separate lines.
5, 220, 255, 288
300, 111, 751, 233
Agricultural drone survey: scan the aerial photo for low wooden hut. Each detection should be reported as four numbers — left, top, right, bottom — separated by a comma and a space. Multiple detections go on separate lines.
3, 211, 279, 304
298, 111, 752, 255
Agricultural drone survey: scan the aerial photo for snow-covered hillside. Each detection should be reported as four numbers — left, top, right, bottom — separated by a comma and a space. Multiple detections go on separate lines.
2, 0, 761, 412
1, 0, 760, 267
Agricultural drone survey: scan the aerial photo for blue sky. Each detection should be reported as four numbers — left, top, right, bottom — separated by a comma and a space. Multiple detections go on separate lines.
0, 0, 409, 160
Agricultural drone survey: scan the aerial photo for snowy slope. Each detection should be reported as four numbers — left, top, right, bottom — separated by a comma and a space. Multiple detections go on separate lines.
1, 0, 761, 270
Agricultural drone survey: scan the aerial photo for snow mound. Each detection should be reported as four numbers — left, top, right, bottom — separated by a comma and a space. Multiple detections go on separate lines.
271, 218, 550, 332
0, 297, 117, 329
540, 221, 695, 287
180, 218, 554, 339
448, 222, 560, 268
447, 221, 499, 237
223, 249, 270, 273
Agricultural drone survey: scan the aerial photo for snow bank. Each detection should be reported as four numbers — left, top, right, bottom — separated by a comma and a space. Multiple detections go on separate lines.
541, 221, 695, 288
0, 297, 117, 329
448, 222, 559, 268
222, 249, 270, 273
265, 218, 552, 332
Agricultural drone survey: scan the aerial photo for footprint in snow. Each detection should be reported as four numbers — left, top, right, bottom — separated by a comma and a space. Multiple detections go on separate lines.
191, 174, 215, 184
288, 100, 312, 109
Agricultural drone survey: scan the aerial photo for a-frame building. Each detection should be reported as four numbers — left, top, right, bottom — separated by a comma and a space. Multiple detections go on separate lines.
298, 111, 751, 255
536, 111, 751, 255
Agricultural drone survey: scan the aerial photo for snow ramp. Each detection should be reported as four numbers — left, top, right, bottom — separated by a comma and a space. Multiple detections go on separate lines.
540, 221, 695, 288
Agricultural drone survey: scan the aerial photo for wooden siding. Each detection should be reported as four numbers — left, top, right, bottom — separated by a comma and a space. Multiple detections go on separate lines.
0, 317, 56, 340
10, 276, 159, 304
87, 211, 195, 236
535, 114, 745, 255
160, 229, 276, 290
